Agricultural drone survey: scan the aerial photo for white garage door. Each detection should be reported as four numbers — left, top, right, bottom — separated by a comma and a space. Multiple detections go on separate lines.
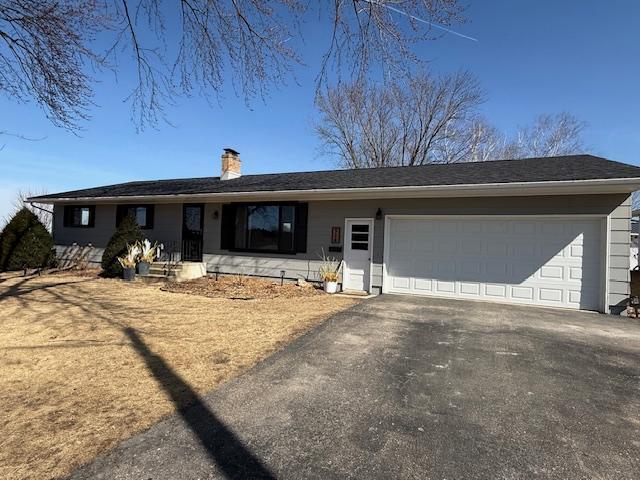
384, 217, 604, 311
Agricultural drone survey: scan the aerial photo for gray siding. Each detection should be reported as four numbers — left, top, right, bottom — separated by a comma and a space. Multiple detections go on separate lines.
53, 204, 117, 248
53, 203, 182, 248
52, 193, 632, 312
53, 203, 183, 264
608, 195, 631, 311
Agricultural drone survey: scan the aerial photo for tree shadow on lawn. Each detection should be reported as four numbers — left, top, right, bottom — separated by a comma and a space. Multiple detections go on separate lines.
2, 274, 275, 478
0, 275, 94, 306
123, 326, 276, 479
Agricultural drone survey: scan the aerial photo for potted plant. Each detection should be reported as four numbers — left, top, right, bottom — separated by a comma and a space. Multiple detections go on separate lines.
318, 251, 341, 294
137, 239, 158, 276
117, 243, 140, 281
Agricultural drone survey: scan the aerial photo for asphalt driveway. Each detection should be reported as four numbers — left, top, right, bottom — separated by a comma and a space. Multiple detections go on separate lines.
71, 295, 640, 480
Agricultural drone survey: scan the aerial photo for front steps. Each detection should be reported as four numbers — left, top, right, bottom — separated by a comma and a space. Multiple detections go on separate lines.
136, 261, 206, 284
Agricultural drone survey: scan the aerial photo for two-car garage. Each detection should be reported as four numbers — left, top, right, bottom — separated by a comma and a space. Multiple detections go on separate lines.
382, 216, 605, 311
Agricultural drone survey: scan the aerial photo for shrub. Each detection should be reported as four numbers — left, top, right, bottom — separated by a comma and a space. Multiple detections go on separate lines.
101, 215, 144, 277
0, 207, 54, 272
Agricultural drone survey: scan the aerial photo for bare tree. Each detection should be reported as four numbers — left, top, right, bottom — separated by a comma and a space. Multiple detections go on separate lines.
0, 0, 466, 132
507, 112, 587, 158
7, 189, 53, 231
466, 112, 587, 161
316, 74, 587, 168
315, 71, 485, 168
463, 118, 507, 162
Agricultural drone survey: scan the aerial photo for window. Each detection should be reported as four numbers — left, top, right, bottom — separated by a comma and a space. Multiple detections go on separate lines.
63, 206, 95, 228
351, 224, 369, 250
116, 205, 154, 229
221, 203, 307, 254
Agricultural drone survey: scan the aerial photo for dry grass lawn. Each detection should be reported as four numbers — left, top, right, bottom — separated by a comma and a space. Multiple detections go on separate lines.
0, 272, 358, 480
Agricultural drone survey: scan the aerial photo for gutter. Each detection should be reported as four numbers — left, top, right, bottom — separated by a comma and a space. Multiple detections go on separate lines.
27, 177, 640, 204
27, 202, 54, 215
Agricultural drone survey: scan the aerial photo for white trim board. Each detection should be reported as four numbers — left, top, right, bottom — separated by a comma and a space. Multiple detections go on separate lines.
30, 177, 640, 204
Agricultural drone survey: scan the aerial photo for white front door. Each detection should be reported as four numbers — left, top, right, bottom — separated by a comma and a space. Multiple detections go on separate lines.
343, 218, 374, 292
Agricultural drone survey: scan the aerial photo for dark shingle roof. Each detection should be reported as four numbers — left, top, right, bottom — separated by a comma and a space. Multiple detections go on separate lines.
32, 155, 640, 200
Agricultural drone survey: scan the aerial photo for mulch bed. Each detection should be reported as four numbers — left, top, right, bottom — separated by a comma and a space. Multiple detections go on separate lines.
162, 275, 323, 299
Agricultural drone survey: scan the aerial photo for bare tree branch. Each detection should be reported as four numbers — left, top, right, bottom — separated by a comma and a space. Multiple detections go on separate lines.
315, 76, 587, 168
314, 71, 485, 168
0, 1, 106, 131
0, 0, 467, 132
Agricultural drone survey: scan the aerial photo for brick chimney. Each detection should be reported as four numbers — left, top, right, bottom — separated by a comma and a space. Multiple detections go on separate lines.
221, 148, 241, 180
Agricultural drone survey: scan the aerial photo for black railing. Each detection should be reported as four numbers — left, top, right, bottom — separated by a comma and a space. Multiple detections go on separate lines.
182, 238, 203, 262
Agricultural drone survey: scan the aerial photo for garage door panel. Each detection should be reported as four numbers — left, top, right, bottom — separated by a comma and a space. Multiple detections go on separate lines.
539, 265, 564, 280
435, 280, 456, 294
438, 240, 458, 255
485, 284, 507, 298
569, 267, 582, 280
385, 217, 603, 311
391, 276, 411, 290
541, 223, 564, 235
436, 260, 455, 275
513, 221, 537, 235
461, 221, 483, 234
539, 288, 563, 302
486, 262, 509, 278
459, 282, 481, 295
486, 221, 509, 234
512, 263, 536, 282
461, 239, 482, 255
437, 222, 458, 234
414, 278, 432, 292
460, 262, 481, 276
391, 237, 411, 252
568, 290, 582, 304
487, 242, 509, 256
511, 241, 537, 257
511, 286, 535, 300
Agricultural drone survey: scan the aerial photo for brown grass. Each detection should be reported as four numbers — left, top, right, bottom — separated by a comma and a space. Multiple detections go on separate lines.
0, 273, 358, 480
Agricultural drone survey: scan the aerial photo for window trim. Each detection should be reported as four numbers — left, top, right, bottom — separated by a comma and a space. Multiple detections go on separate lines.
116, 204, 155, 230
221, 202, 307, 255
63, 205, 95, 228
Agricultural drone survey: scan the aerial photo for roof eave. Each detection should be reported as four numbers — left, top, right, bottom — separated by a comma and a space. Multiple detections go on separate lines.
28, 177, 640, 204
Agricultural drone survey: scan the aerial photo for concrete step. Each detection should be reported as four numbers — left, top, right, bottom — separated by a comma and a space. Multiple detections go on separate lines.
136, 273, 174, 284
150, 262, 183, 270
148, 267, 180, 276
140, 261, 206, 283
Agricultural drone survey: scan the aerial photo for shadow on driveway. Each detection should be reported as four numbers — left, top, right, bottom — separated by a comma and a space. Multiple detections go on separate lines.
122, 327, 275, 479
70, 295, 640, 479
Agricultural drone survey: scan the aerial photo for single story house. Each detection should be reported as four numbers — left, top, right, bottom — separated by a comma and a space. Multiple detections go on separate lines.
30, 151, 640, 314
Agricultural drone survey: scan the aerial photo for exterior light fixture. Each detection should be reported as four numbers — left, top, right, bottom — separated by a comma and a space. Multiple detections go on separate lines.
375, 208, 383, 220
214, 266, 220, 281
213, 210, 219, 220
280, 270, 286, 286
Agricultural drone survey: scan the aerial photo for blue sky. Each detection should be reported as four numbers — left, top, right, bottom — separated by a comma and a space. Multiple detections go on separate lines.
1, 0, 639, 221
